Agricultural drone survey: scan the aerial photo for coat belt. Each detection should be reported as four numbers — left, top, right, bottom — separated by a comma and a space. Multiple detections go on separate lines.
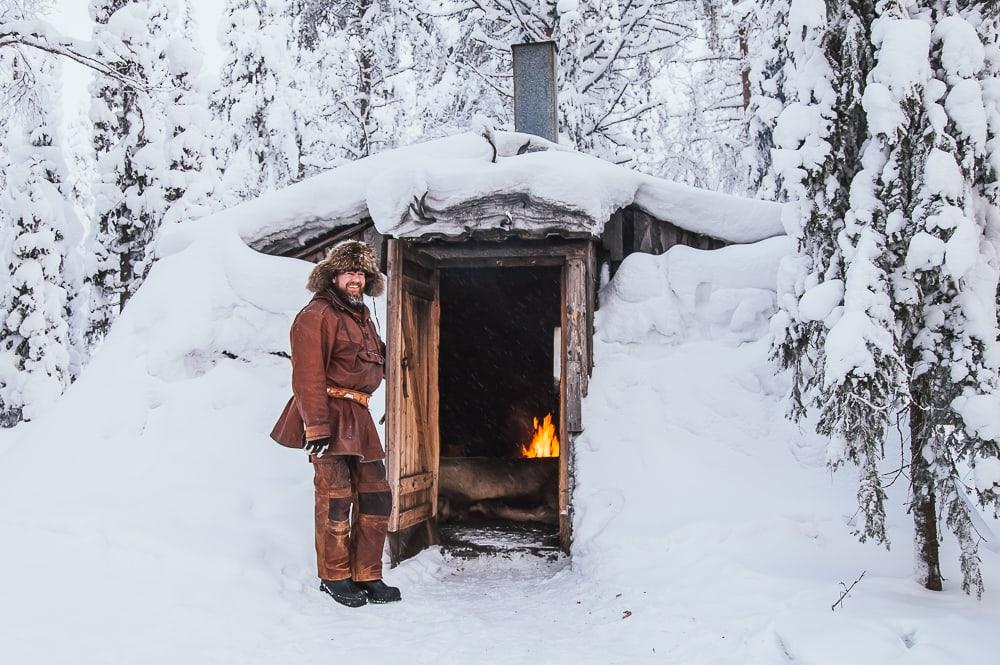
327, 385, 371, 408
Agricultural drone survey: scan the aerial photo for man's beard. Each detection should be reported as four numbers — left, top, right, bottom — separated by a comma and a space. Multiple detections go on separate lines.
334, 284, 365, 310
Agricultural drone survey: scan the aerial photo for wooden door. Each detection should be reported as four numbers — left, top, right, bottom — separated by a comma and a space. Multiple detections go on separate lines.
386, 240, 440, 562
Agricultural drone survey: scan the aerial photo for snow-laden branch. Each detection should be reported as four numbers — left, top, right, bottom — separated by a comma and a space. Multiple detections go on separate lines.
595, 98, 668, 132
0, 19, 147, 90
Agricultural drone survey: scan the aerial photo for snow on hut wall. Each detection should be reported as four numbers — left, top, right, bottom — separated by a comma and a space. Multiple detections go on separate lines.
234, 131, 786, 257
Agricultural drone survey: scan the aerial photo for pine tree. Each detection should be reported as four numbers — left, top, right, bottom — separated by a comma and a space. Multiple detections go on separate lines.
744, 0, 791, 199
895, 0, 1000, 598
771, 0, 878, 428
772, 0, 1000, 595
213, 0, 300, 206
826, 0, 934, 554
87, 0, 174, 343
289, 0, 443, 173
0, 55, 80, 426
162, 4, 219, 225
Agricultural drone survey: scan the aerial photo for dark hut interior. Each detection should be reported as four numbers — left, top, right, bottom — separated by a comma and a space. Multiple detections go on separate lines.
436, 266, 562, 537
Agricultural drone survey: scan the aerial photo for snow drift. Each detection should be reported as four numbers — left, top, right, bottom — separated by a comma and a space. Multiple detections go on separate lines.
1, 212, 999, 664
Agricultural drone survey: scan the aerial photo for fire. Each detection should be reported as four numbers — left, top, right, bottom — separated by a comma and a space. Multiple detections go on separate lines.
520, 413, 560, 458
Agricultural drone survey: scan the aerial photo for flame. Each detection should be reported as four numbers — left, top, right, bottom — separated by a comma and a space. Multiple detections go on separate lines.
520, 413, 560, 458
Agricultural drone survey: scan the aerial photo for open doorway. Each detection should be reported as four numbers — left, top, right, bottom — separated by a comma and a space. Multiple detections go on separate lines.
386, 239, 595, 563
436, 267, 562, 555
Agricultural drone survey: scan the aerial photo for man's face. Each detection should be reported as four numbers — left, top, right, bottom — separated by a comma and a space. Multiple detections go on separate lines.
335, 271, 366, 300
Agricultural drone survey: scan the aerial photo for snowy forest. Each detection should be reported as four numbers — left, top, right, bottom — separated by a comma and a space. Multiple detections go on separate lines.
2, 0, 1000, 653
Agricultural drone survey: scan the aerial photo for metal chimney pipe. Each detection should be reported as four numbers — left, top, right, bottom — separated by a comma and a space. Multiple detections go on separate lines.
512, 41, 558, 143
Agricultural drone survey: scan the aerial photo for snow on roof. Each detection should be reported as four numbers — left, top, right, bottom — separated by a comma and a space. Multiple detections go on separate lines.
230, 131, 785, 253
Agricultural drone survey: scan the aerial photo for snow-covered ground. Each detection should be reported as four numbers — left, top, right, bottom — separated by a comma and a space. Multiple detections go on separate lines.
1, 216, 999, 664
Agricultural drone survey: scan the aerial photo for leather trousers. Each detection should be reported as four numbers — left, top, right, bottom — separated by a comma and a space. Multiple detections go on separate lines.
311, 455, 392, 582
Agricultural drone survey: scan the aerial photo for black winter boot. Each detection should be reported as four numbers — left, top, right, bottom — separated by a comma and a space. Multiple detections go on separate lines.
319, 579, 367, 608
355, 579, 401, 603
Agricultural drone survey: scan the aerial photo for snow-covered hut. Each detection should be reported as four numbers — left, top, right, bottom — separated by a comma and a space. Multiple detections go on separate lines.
237, 129, 784, 562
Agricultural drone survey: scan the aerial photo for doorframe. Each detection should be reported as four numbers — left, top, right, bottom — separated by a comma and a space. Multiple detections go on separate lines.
387, 238, 596, 556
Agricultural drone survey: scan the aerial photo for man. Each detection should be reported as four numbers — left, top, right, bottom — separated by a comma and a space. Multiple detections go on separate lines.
270, 239, 401, 608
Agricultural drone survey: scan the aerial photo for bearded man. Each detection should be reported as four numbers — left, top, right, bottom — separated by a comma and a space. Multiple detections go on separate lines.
270, 239, 401, 608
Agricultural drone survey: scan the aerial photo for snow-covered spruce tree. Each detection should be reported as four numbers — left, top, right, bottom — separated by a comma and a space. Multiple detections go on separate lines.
894, 3, 1000, 597
286, 0, 332, 176
395, 0, 509, 142
453, 0, 692, 163
86, 0, 128, 345
0, 55, 81, 426
288, 0, 444, 173
213, 0, 300, 206
291, 0, 393, 170
162, 5, 219, 225
0, 42, 16, 425
777, 0, 1000, 595
744, 0, 791, 200
817, 1, 934, 575
60, 114, 93, 380
770, 0, 877, 426
0, 1, 24, 293
87, 0, 174, 343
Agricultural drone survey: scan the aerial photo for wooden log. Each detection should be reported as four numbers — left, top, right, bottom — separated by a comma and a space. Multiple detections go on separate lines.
438, 457, 558, 503
397, 191, 598, 238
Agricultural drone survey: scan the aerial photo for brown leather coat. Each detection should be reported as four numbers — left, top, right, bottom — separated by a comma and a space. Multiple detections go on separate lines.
270, 292, 386, 461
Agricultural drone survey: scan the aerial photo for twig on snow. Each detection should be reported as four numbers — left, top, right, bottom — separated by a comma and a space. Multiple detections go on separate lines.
831, 571, 866, 611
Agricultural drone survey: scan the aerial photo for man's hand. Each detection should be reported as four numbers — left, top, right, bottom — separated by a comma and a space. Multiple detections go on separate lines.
304, 437, 331, 455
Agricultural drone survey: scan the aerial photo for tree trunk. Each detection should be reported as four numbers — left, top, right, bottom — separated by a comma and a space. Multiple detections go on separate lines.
909, 401, 943, 591
735, 0, 750, 109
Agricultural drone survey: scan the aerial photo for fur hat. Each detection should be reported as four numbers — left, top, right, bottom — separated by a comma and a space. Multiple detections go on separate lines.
307, 239, 385, 298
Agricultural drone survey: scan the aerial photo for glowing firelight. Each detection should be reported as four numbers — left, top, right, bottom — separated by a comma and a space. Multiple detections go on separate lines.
520, 413, 560, 458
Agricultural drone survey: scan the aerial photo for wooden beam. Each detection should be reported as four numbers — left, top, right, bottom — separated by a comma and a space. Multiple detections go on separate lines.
429, 269, 441, 519
386, 241, 405, 532
419, 240, 589, 263
402, 276, 436, 302
564, 256, 588, 433
254, 218, 371, 258
431, 256, 565, 269
559, 269, 569, 552
558, 242, 595, 552
397, 502, 433, 531
399, 472, 434, 494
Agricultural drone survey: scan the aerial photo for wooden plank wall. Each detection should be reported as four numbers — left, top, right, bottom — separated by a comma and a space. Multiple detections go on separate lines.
602, 206, 726, 277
